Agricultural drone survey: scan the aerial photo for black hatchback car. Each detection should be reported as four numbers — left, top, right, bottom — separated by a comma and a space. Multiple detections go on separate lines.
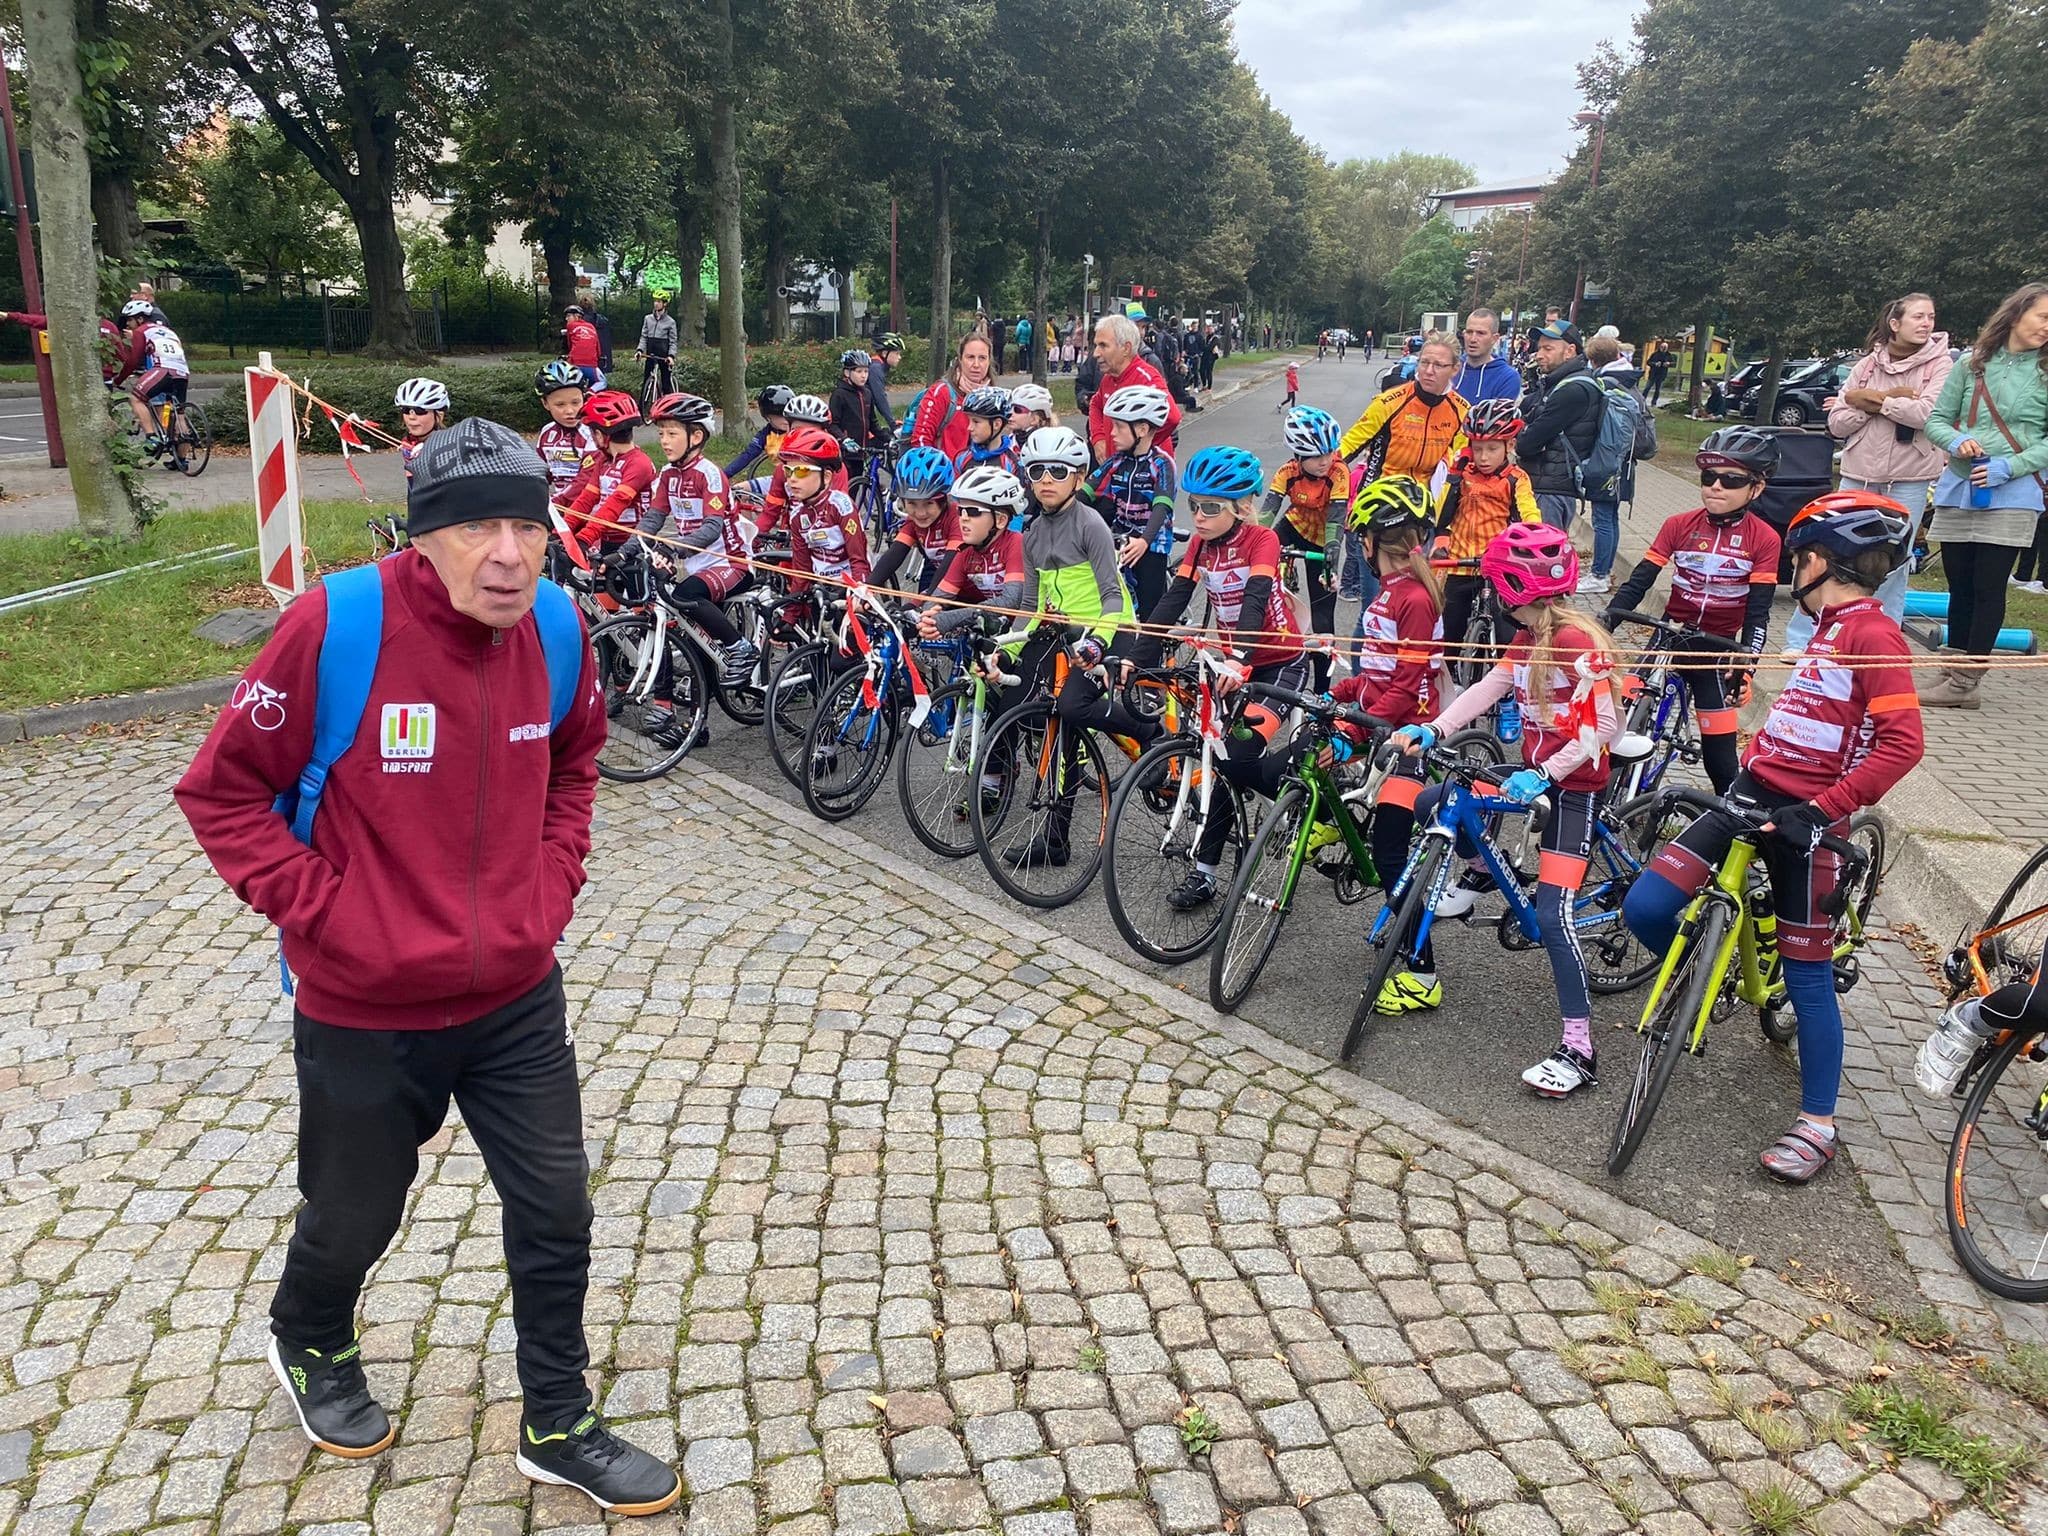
1738, 356, 1855, 427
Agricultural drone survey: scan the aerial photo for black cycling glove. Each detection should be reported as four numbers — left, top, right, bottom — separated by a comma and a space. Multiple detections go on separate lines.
1769, 801, 1832, 853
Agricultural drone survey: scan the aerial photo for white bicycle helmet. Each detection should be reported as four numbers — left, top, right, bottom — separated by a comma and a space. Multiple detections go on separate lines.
785, 392, 830, 425
951, 464, 1028, 515
1010, 383, 1054, 415
119, 299, 154, 323
394, 376, 450, 412
1103, 384, 1171, 427
1019, 425, 1089, 472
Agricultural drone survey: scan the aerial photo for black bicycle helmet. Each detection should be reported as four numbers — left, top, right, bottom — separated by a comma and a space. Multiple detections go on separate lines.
961, 386, 1013, 420
839, 348, 872, 370
757, 383, 795, 416
1696, 424, 1780, 480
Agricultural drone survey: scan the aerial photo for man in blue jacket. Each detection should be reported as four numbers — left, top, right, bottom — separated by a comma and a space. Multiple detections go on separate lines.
1450, 308, 1520, 403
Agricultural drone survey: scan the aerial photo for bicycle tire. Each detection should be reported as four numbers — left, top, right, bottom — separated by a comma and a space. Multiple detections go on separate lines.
1582, 796, 1694, 995
1344, 839, 1442, 1061
1208, 786, 1309, 1011
1943, 1026, 2048, 1302
1840, 812, 1887, 935
972, 700, 1113, 910
589, 614, 706, 782
1444, 727, 1505, 767
1105, 738, 1245, 966
1958, 843, 2048, 1001
897, 680, 985, 859
176, 403, 211, 477
800, 668, 900, 822
1607, 900, 1729, 1175
765, 641, 833, 789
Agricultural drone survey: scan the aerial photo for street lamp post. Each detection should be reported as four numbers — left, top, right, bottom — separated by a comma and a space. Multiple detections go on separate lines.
1081, 253, 1094, 332
1567, 109, 1607, 327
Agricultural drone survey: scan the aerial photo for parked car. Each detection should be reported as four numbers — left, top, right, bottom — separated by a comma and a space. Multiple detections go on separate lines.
1738, 355, 1855, 428
1708, 360, 1768, 418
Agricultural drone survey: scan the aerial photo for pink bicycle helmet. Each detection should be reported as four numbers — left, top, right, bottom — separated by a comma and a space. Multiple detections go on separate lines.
1481, 522, 1579, 605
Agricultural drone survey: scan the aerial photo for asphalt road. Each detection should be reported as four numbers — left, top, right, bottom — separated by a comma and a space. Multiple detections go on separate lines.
677, 352, 1924, 1314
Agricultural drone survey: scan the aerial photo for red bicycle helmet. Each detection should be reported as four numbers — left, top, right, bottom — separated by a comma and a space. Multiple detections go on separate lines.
1786, 489, 1911, 571
1464, 398, 1523, 442
777, 424, 842, 466
581, 389, 642, 431
1480, 522, 1579, 605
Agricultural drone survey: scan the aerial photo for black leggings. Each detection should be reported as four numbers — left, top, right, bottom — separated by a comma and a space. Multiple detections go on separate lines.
1371, 762, 1432, 969
1276, 522, 1336, 691
1192, 660, 1311, 865
1945, 540, 2022, 656
2014, 512, 2048, 585
669, 572, 745, 646
1674, 660, 1741, 795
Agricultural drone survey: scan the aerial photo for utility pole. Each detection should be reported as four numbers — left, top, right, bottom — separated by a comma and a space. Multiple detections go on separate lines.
888, 199, 903, 333
0, 52, 63, 467
1568, 110, 1607, 326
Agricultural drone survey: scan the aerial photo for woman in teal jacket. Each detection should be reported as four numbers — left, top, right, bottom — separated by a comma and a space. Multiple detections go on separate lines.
1921, 282, 2048, 708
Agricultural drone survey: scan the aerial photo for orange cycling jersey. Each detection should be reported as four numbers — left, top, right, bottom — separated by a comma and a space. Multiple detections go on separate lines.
1265, 460, 1354, 546
1337, 382, 1468, 483
1436, 454, 1541, 561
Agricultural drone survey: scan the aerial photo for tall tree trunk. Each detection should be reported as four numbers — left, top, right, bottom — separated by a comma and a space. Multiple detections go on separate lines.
1752, 344, 1787, 431
20, 0, 144, 536
89, 167, 143, 261
352, 194, 418, 358
673, 166, 706, 347
541, 226, 579, 320
928, 154, 950, 382
1687, 309, 1712, 414
1030, 203, 1050, 387
710, 3, 747, 438
836, 266, 855, 341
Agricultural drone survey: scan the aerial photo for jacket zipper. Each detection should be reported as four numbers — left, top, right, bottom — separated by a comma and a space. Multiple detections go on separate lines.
470, 637, 495, 990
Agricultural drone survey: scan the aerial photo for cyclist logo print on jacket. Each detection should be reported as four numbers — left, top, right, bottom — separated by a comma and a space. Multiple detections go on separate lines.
1642, 508, 1781, 641
563, 447, 657, 548
1507, 627, 1614, 792
648, 460, 745, 589
1350, 570, 1442, 724
537, 423, 600, 495
1745, 597, 1924, 808
787, 489, 869, 591
1183, 521, 1301, 670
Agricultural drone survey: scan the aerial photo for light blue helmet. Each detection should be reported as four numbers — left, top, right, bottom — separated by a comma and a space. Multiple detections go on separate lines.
895, 445, 955, 500
1182, 445, 1264, 500
1282, 406, 1340, 458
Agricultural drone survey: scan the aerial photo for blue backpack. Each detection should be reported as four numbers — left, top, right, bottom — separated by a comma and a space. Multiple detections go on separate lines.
272, 562, 584, 993
1558, 374, 1645, 500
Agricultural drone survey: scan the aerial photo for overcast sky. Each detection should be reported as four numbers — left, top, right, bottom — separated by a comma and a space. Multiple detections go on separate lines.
1231, 0, 1645, 186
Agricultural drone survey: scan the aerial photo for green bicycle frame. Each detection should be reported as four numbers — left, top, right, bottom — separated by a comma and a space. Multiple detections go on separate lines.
1270, 760, 1381, 912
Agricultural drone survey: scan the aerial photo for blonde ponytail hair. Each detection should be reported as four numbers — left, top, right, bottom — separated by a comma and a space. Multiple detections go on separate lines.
1522, 596, 1621, 710
1369, 524, 1444, 609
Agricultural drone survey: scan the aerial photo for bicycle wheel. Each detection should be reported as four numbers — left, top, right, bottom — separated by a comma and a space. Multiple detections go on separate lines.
800, 668, 900, 822
972, 701, 1113, 909
639, 366, 662, 421
1344, 838, 1443, 1061
1210, 786, 1309, 1013
1105, 739, 1245, 966
1944, 1027, 2048, 1302
1582, 797, 1695, 995
1839, 812, 1888, 936
590, 614, 707, 782
897, 680, 986, 858
765, 641, 833, 788
1443, 727, 1505, 768
174, 403, 211, 477
1607, 901, 1729, 1175
1962, 843, 2048, 998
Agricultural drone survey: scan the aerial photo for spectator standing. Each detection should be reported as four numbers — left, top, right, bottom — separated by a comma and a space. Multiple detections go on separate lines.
991, 315, 1009, 374
1577, 333, 1641, 593
172, 420, 682, 1519
1088, 313, 1183, 462
563, 305, 603, 389
1787, 293, 1952, 648
908, 331, 996, 461
1335, 334, 1468, 603
1199, 323, 1220, 389
1014, 312, 1035, 376
1921, 282, 2048, 707
1515, 319, 1604, 530
1263, 321, 1273, 349
1646, 340, 1675, 405
1450, 308, 1520, 404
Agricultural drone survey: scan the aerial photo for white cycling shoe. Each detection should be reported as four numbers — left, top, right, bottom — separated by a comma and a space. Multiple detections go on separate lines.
1522, 1045, 1598, 1099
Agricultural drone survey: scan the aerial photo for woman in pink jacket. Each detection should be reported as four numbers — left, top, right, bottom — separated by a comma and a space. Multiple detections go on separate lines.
1791, 292, 1953, 647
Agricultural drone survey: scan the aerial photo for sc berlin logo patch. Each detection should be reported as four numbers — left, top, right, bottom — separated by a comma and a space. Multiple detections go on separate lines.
380, 703, 436, 770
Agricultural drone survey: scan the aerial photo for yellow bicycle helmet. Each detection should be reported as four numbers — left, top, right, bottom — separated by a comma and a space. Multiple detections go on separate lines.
1348, 473, 1433, 535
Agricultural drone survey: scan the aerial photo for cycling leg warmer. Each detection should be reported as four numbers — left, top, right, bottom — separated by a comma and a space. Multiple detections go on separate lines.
1621, 869, 1689, 958
1537, 878, 1592, 1021
1780, 957, 1844, 1118
1701, 730, 1741, 796
1370, 802, 1432, 970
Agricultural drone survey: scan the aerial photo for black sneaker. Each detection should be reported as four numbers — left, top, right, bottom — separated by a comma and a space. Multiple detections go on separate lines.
268, 1335, 395, 1458
1166, 870, 1217, 910
1002, 834, 1069, 869
719, 637, 759, 687
517, 1410, 683, 1516
643, 709, 688, 750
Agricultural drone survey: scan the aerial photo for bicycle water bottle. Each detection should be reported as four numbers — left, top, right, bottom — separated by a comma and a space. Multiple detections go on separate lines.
1751, 878, 1782, 992
1915, 997, 1997, 1098
1497, 695, 1523, 746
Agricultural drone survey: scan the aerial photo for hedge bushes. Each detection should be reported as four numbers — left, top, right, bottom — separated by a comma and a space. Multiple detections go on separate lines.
210, 339, 934, 450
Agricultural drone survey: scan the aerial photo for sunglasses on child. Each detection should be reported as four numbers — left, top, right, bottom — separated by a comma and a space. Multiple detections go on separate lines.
1024, 463, 1077, 482
1698, 469, 1757, 490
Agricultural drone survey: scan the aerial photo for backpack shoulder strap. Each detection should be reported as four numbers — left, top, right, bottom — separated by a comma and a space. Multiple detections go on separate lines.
531, 578, 585, 732
288, 563, 384, 846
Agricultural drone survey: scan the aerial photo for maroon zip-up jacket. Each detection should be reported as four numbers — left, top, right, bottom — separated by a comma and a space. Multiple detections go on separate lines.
174, 550, 604, 1030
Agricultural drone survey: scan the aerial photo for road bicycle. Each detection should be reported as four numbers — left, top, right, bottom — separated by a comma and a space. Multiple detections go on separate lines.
1930, 844, 2048, 1300
1605, 787, 1882, 1175
896, 626, 1035, 858
635, 349, 674, 420
847, 444, 897, 549
110, 383, 211, 476
369, 513, 408, 560
1604, 608, 1746, 800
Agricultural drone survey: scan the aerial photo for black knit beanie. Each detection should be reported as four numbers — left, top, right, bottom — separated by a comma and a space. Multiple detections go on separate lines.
406, 418, 549, 537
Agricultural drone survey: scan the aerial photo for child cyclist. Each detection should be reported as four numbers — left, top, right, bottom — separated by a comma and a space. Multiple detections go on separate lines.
393, 377, 450, 482
1010, 384, 1058, 435
727, 383, 795, 492
1393, 524, 1621, 1097
920, 467, 1028, 638
1600, 426, 1781, 795
867, 447, 960, 596
829, 349, 890, 457
1261, 405, 1353, 691
1090, 385, 1180, 621
533, 361, 595, 501
1125, 446, 1308, 911
1433, 397, 1540, 669
952, 387, 1019, 480
1622, 493, 1923, 1183
640, 392, 759, 689
560, 390, 656, 554
777, 425, 869, 614
757, 394, 848, 534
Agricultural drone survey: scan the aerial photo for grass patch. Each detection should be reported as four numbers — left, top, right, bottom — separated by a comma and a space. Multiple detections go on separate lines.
1737, 1404, 1806, 1456
1872, 1303, 1956, 1351
1974, 1342, 2048, 1411
1613, 1346, 1669, 1389
1662, 1296, 1712, 1335
1687, 1250, 1747, 1287
1741, 1483, 1812, 1536
1590, 1276, 1645, 1329
1076, 1342, 1105, 1374
1842, 1381, 2031, 1506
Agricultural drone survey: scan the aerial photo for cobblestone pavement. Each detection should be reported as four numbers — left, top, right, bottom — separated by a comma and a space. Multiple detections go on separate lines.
4, 725, 2046, 1535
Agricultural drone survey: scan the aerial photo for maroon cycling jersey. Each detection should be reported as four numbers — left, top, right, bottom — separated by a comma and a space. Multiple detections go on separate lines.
536, 422, 601, 494
1177, 520, 1301, 670
1744, 596, 1924, 821
1342, 569, 1441, 726
786, 488, 869, 593
903, 504, 961, 565
937, 529, 1024, 604
399, 434, 430, 483
647, 457, 744, 589
1640, 508, 1780, 639
562, 447, 657, 548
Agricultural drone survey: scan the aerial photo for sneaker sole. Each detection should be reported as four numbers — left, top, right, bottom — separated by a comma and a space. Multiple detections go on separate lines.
267, 1337, 396, 1458
516, 1451, 683, 1515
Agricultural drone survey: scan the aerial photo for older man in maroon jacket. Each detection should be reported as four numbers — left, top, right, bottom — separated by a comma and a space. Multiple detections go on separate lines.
175, 418, 680, 1519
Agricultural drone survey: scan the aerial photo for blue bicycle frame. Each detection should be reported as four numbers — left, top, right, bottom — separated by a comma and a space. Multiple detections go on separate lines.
1631, 669, 1693, 797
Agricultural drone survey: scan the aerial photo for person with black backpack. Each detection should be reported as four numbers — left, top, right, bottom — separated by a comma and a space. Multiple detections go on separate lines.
1515, 319, 1605, 531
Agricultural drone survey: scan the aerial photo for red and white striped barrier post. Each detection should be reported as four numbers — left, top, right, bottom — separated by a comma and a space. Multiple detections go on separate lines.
246, 351, 305, 606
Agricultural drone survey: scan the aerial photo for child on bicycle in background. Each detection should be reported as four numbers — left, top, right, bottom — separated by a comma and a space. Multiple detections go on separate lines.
115, 299, 190, 455
1325, 478, 1445, 1013
952, 388, 1019, 481
1090, 386, 1180, 623
1622, 492, 1924, 1183
727, 383, 794, 490
868, 447, 960, 597
1602, 426, 1782, 795
393, 377, 449, 482
1010, 385, 1058, 435
533, 361, 595, 500
830, 349, 890, 458
920, 467, 1027, 639
560, 390, 657, 553
1433, 397, 1540, 670
1261, 406, 1353, 692
641, 392, 759, 690
1126, 446, 1307, 911
1395, 524, 1622, 1098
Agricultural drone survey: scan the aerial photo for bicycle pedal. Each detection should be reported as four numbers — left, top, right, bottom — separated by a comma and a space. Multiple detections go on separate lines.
1832, 957, 1861, 994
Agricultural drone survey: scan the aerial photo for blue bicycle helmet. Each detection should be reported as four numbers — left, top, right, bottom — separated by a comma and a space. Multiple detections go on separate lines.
1182, 445, 1264, 500
961, 386, 1013, 420
895, 446, 955, 500
1282, 406, 1340, 458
